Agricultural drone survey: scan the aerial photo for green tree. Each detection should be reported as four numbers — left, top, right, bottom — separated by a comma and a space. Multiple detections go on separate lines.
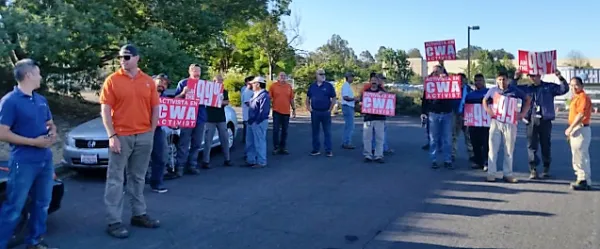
407, 48, 423, 58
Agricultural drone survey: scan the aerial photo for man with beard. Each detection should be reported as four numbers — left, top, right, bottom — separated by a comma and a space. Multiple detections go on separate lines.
511, 70, 569, 179
173, 64, 207, 176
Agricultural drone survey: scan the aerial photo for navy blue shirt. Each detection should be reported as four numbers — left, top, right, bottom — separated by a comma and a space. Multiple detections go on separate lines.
307, 82, 336, 111
465, 88, 489, 104
0, 87, 53, 163
175, 79, 207, 123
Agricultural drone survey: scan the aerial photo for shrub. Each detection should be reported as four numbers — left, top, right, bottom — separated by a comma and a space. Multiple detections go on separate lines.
228, 91, 242, 107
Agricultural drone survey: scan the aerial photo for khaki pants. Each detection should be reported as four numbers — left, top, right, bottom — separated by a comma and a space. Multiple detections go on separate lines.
570, 126, 592, 184
363, 120, 385, 159
105, 131, 154, 224
487, 119, 517, 177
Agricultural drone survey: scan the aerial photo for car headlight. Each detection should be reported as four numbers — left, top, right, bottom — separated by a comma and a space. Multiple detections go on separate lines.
65, 134, 75, 146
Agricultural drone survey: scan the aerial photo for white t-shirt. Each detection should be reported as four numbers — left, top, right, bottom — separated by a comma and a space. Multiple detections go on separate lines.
241, 86, 255, 121
341, 81, 354, 107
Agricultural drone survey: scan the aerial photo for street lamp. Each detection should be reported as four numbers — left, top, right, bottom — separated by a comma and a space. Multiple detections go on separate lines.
467, 25, 480, 80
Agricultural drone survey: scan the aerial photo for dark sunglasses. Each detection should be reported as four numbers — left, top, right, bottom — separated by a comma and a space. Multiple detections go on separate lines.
118, 55, 131, 61
318, 73, 325, 76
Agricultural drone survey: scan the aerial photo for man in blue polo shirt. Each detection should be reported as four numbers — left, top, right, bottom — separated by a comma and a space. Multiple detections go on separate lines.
0, 59, 58, 249
306, 69, 336, 157
173, 64, 207, 176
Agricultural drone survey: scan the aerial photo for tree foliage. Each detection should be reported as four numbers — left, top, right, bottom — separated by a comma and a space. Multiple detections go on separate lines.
565, 50, 593, 69
457, 46, 515, 60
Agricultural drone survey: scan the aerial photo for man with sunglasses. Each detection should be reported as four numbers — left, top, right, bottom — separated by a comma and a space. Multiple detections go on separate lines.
306, 69, 336, 157
512, 70, 569, 179
100, 44, 161, 239
173, 64, 207, 176
0, 59, 57, 249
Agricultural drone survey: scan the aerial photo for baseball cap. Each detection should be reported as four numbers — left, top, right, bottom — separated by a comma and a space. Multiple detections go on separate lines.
344, 72, 355, 78
250, 76, 267, 84
119, 44, 139, 56
154, 73, 168, 80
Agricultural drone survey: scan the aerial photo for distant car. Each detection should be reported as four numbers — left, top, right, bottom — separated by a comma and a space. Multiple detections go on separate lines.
61, 89, 239, 169
0, 164, 64, 248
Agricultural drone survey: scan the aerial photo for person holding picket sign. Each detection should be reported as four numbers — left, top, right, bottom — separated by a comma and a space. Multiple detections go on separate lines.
361, 74, 386, 163
246, 76, 271, 168
463, 74, 489, 171
451, 73, 474, 163
202, 74, 232, 168
173, 64, 207, 176
483, 72, 531, 183
511, 70, 569, 179
421, 64, 448, 151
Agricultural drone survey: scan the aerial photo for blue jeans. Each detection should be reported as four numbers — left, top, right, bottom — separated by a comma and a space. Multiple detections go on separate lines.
311, 110, 332, 152
246, 120, 268, 165
0, 158, 54, 247
372, 123, 389, 151
176, 121, 205, 169
150, 127, 166, 189
428, 112, 453, 163
341, 105, 354, 146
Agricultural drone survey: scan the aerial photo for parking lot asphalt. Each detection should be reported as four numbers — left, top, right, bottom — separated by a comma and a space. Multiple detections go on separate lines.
40, 116, 599, 249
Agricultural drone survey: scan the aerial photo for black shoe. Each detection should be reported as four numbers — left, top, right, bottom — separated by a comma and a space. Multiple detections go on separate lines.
571, 180, 592, 190
364, 157, 373, 162
26, 241, 58, 249
421, 144, 430, 150
451, 155, 456, 162
175, 167, 185, 177
163, 172, 179, 180
384, 149, 394, 155
251, 164, 267, 169
310, 151, 321, 156
326, 151, 333, 157
280, 149, 290, 155
342, 144, 356, 149
106, 222, 129, 239
201, 162, 211, 169
375, 158, 385, 164
131, 214, 160, 228
541, 167, 550, 178
151, 187, 168, 194
245, 162, 256, 167
431, 162, 439, 169
224, 160, 233, 167
185, 167, 200, 175
444, 162, 454, 170
272, 148, 280, 155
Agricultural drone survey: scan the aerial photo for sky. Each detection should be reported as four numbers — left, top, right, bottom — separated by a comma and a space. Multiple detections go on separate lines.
284, 0, 600, 59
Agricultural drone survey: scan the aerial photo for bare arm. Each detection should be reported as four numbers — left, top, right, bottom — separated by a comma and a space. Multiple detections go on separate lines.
0, 125, 34, 146
101, 104, 116, 137
329, 97, 336, 111
305, 98, 311, 110
290, 98, 296, 111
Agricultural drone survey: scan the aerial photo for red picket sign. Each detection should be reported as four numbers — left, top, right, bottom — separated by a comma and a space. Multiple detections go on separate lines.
463, 103, 491, 127
424, 75, 462, 100
492, 93, 519, 124
158, 98, 199, 128
185, 79, 224, 107
424, 39, 456, 61
518, 50, 557, 75
361, 92, 396, 116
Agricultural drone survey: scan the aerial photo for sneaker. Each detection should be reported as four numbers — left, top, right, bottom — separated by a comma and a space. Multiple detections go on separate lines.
529, 171, 538, 179
310, 151, 321, 156
503, 176, 519, 183
280, 149, 290, 155
106, 222, 129, 239
201, 162, 211, 169
541, 168, 550, 179
163, 172, 179, 180
486, 175, 496, 182
571, 180, 592, 191
151, 187, 168, 194
364, 157, 373, 162
224, 160, 233, 167
384, 149, 395, 155
185, 167, 200, 175
421, 144, 429, 150
431, 162, 439, 169
131, 214, 160, 228
374, 158, 385, 164
444, 162, 454, 170
483, 166, 488, 172
26, 242, 58, 249
326, 151, 333, 157
272, 148, 280, 155
251, 164, 267, 169
245, 162, 256, 167
342, 144, 356, 149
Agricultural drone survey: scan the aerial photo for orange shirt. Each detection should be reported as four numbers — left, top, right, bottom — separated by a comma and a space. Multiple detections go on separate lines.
269, 82, 294, 115
99, 68, 159, 136
568, 90, 592, 125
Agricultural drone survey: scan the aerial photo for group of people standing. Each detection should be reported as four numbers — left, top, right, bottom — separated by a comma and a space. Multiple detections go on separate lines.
421, 62, 593, 190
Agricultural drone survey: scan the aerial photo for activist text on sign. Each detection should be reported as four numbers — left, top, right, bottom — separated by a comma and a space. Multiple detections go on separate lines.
482, 72, 531, 183
518, 50, 557, 75
424, 75, 462, 100
158, 98, 199, 128
511, 70, 569, 179
361, 91, 396, 116
463, 73, 490, 170
424, 39, 456, 61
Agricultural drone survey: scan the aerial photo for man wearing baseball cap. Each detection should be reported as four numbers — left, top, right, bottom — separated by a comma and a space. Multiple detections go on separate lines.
100, 44, 161, 238
246, 76, 271, 168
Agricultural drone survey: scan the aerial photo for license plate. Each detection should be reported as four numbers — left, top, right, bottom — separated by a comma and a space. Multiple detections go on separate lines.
80, 154, 98, 164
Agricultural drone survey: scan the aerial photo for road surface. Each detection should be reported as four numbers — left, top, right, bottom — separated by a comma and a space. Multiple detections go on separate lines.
42, 116, 598, 249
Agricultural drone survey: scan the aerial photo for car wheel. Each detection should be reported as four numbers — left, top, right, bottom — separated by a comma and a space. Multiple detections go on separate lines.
0, 192, 30, 248
227, 122, 235, 149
